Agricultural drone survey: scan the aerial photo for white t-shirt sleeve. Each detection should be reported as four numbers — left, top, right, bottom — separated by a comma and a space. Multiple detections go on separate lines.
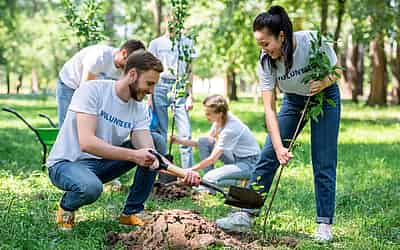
258, 60, 276, 91
69, 83, 99, 115
148, 40, 158, 57
216, 127, 241, 152
132, 104, 151, 131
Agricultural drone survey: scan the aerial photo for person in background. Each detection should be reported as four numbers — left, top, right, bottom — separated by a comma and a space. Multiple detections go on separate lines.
171, 95, 260, 192
148, 15, 197, 173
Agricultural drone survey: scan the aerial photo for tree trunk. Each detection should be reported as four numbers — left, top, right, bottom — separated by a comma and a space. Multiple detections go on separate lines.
367, 34, 387, 106
355, 44, 364, 97
333, 0, 346, 53
390, 42, 400, 104
153, 0, 163, 37
16, 74, 23, 94
31, 69, 39, 94
339, 36, 352, 99
6, 66, 10, 95
226, 68, 238, 101
347, 40, 364, 103
320, 0, 328, 35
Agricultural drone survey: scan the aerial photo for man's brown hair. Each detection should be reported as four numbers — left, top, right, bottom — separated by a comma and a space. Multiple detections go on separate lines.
120, 39, 146, 55
124, 50, 164, 74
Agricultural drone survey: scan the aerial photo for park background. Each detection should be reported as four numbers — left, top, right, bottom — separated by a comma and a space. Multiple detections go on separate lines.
0, 0, 399, 249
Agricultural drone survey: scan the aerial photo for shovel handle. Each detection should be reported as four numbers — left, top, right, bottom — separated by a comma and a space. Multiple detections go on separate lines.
164, 164, 187, 178
163, 164, 226, 196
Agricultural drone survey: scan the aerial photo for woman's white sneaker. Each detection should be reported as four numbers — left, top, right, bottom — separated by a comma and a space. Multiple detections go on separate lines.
315, 223, 333, 241
216, 211, 253, 233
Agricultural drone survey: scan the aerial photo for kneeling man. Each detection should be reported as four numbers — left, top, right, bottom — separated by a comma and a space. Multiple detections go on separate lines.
47, 50, 200, 230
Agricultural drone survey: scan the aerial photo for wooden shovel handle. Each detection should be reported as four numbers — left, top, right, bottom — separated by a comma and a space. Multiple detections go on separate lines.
164, 164, 187, 178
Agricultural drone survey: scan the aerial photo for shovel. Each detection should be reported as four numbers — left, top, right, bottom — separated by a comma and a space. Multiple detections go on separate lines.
150, 150, 264, 209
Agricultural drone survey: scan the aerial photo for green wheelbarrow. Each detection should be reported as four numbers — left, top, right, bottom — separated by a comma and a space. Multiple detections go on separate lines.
2, 107, 59, 170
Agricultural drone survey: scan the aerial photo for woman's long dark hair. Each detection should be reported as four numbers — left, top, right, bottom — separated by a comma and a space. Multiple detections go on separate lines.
253, 5, 294, 74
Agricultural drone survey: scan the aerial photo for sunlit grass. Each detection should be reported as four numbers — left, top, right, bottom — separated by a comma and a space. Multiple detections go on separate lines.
0, 94, 399, 249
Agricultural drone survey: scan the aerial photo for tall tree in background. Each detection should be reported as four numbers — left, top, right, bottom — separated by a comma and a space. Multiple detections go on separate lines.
349, 0, 396, 106
0, 0, 17, 94
390, 36, 400, 104
368, 33, 387, 105
320, 0, 328, 34
333, 0, 346, 53
153, 0, 163, 37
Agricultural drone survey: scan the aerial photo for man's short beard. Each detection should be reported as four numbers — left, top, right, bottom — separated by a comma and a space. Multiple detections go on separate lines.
129, 79, 141, 101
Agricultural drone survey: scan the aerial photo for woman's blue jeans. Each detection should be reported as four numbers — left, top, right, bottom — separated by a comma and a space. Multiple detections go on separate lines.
249, 84, 341, 224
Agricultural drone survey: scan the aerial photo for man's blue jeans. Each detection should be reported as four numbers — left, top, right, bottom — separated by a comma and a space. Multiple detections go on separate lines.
56, 78, 75, 128
48, 135, 165, 215
249, 84, 341, 224
152, 78, 193, 168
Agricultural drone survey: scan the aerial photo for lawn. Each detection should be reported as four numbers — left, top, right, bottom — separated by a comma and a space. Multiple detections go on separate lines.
0, 94, 399, 249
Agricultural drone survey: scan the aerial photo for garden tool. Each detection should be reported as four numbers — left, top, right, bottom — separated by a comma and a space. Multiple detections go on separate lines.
150, 150, 264, 209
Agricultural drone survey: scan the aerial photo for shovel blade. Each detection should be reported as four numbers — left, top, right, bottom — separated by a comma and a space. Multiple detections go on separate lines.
225, 186, 264, 209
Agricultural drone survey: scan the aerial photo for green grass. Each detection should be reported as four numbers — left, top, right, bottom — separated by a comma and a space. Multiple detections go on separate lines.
0, 95, 399, 249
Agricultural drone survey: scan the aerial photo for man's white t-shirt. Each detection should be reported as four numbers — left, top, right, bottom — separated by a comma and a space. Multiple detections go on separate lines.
212, 113, 260, 158
47, 80, 150, 167
59, 45, 121, 89
149, 35, 197, 79
258, 30, 337, 96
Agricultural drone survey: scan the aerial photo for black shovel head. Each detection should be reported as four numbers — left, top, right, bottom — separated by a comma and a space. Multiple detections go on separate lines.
224, 186, 264, 209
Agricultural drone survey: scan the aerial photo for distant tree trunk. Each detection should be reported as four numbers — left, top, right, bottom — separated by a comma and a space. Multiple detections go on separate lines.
226, 68, 238, 101
320, 0, 328, 34
348, 40, 365, 102
390, 42, 400, 104
31, 69, 39, 94
340, 36, 352, 99
153, 0, 163, 37
16, 74, 23, 94
367, 33, 387, 106
355, 44, 364, 97
6, 65, 10, 95
333, 0, 345, 53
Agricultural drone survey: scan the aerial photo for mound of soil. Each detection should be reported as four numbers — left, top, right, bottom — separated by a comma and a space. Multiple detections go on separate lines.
106, 209, 260, 249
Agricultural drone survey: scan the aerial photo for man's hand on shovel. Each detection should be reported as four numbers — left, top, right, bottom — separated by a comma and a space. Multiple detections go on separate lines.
181, 169, 201, 186
149, 149, 201, 186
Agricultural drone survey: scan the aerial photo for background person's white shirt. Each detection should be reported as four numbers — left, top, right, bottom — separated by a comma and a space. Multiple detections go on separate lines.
59, 45, 121, 89
47, 80, 150, 167
212, 113, 260, 158
149, 35, 197, 80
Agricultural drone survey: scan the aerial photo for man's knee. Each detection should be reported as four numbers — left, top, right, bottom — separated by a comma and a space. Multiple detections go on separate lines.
78, 180, 103, 203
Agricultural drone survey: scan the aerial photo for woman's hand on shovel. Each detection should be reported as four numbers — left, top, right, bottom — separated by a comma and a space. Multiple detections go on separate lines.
182, 169, 201, 186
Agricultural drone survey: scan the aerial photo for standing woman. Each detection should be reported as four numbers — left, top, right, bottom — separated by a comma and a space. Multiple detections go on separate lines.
216, 6, 341, 242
